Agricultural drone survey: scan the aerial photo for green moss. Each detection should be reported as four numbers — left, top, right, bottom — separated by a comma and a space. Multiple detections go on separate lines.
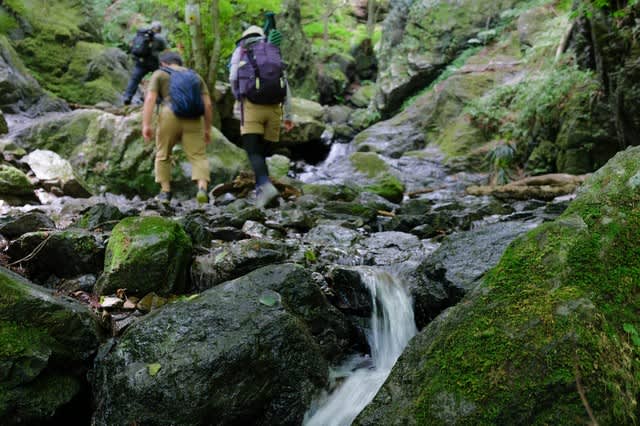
99, 216, 193, 296
350, 152, 389, 178
0, 165, 34, 196
0, 9, 18, 34
301, 183, 361, 202
364, 174, 405, 204
407, 148, 640, 424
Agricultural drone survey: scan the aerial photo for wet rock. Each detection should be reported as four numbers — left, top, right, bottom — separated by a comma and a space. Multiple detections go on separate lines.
7, 230, 105, 282
359, 231, 424, 267
95, 217, 192, 297
22, 149, 92, 198
304, 223, 362, 248
91, 264, 352, 426
281, 98, 326, 144
74, 203, 126, 231
276, 206, 316, 231
0, 266, 102, 426
311, 201, 379, 225
57, 274, 97, 294
328, 266, 373, 317
0, 210, 55, 239
412, 219, 540, 329
191, 239, 292, 291
356, 191, 398, 213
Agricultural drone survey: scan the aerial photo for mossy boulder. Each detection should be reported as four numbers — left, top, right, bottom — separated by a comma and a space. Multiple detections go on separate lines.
301, 183, 362, 202
357, 146, 640, 425
318, 62, 349, 105
267, 154, 291, 180
0, 266, 102, 425
350, 152, 405, 203
95, 216, 192, 297
0, 164, 35, 204
350, 82, 376, 108
0, 35, 61, 114
280, 98, 326, 144
4, 0, 127, 105
51, 41, 129, 105
375, 0, 521, 114
11, 110, 249, 198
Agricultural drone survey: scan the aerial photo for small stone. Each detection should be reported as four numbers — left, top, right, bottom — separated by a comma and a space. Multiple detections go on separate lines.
137, 292, 168, 313
100, 296, 124, 309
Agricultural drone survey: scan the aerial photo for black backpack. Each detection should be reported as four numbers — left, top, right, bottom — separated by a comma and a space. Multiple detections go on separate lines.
160, 67, 205, 118
131, 29, 155, 58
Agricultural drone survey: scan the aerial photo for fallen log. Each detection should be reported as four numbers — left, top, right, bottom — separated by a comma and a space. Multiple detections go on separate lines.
466, 173, 589, 201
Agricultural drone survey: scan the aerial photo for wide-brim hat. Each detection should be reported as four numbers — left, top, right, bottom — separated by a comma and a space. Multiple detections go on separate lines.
238, 25, 264, 42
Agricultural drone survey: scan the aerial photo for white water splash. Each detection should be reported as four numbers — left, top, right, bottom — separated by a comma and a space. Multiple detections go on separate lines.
304, 268, 417, 426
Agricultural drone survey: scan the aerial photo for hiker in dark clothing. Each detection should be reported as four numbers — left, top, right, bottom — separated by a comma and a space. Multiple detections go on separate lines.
122, 21, 168, 105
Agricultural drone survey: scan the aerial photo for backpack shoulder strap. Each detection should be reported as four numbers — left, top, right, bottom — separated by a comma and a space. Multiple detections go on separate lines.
160, 66, 173, 75
244, 45, 260, 79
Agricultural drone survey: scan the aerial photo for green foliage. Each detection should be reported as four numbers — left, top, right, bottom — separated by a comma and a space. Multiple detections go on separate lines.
623, 323, 640, 347
486, 141, 516, 184
301, 0, 382, 56
138, 0, 281, 79
466, 64, 600, 165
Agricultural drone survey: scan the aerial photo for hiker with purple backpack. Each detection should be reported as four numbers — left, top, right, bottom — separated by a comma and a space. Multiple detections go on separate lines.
229, 23, 294, 209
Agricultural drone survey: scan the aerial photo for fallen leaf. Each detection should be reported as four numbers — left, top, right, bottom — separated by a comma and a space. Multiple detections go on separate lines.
147, 363, 161, 376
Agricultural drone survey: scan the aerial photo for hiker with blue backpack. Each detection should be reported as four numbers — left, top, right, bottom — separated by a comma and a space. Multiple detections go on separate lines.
122, 21, 168, 106
142, 51, 213, 204
229, 22, 294, 209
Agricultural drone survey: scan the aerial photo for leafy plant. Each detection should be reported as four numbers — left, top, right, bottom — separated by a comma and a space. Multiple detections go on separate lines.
623, 323, 640, 347
486, 141, 517, 185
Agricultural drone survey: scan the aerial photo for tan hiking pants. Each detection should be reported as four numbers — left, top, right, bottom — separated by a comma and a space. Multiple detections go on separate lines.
155, 106, 210, 183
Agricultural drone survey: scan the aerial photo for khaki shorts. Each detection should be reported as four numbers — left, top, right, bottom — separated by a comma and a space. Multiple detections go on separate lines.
240, 100, 282, 142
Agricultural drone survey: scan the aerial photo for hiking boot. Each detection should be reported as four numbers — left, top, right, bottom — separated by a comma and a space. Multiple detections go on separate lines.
155, 191, 172, 203
255, 182, 279, 208
123, 97, 132, 106
196, 189, 208, 204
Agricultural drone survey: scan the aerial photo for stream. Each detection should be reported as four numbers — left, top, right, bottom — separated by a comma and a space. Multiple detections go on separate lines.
304, 268, 417, 425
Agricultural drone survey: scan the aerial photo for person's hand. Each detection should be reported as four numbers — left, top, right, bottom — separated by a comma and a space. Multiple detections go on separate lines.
284, 120, 294, 133
143, 125, 154, 142
204, 129, 212, 145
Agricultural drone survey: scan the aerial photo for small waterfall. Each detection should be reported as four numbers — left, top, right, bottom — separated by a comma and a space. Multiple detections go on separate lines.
304, 268, 417, 426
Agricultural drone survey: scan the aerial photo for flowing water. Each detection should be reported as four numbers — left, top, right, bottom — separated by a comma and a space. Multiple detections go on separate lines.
304, 268, 417, 426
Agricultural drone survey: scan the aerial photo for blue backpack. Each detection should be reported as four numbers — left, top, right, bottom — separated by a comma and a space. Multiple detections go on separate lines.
235, 39, 287, 104
160, 67, 205, 118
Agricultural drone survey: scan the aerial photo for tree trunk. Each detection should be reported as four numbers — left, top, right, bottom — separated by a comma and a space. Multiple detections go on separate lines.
366, 0, 377, 40
207, 0, 221, 92
187, 0, 207, 78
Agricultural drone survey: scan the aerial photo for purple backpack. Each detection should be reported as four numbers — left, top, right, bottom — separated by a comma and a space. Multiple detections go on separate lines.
235, 40, 287, 104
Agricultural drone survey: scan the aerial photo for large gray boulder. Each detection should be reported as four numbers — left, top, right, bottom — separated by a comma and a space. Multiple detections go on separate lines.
375, 0, 523, 115
92, 264, 338, 426
0, 266, 102, 425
